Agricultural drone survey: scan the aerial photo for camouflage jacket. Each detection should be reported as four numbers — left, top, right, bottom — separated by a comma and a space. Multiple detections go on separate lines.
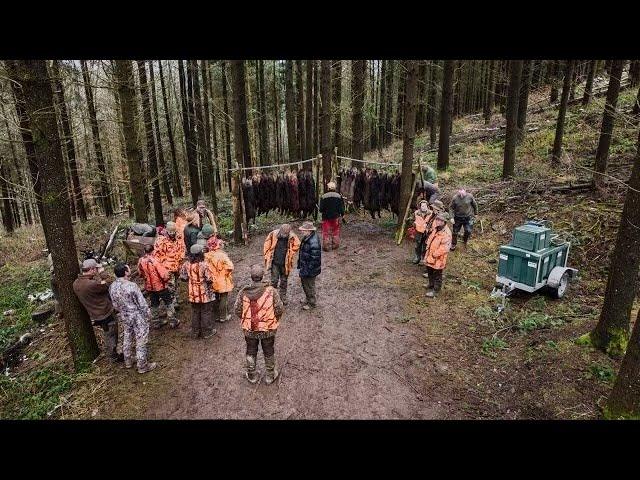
109, 277, 150, 321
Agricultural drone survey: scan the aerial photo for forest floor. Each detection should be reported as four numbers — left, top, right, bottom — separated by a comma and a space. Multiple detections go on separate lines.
1, 82, 639, 419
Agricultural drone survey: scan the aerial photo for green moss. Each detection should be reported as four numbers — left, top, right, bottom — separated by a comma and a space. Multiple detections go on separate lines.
603, 406, 640, 420
604, 329, 629, 358
575, 332, 593, 346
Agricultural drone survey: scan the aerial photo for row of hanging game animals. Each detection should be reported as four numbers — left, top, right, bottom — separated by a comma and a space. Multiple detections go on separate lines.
242, 170, 318, 223
242, 167, 422, 223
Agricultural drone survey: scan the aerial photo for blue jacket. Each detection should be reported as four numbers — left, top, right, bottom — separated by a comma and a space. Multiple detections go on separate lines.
297, 231, 321, 278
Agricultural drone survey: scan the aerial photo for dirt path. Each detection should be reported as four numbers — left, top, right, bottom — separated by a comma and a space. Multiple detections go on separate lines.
144, 216, 445, 419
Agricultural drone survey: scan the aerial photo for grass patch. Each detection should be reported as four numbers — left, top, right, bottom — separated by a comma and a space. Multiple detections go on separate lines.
481, 337, 509, 357
586, 363, 615, 384
0, 365, 74, 419
0, 263, 50, 352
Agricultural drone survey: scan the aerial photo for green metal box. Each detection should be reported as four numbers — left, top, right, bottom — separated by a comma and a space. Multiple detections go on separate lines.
498, 243, 569, 289
512, 224, 551, 252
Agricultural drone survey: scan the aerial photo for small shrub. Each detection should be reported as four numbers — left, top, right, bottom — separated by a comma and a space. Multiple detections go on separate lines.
481, 337, 509, 357
587, 363, 615, 384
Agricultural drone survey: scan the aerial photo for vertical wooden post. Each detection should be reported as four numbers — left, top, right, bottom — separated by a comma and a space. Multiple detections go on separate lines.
316, 154, 322, 198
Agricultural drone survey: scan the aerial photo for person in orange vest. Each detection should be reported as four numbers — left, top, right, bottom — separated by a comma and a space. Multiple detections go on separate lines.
423, 213, 452, 298
234, 263, 285, 385
263, 224, 301, 306
180, 244, 217, 339
173, 207, 188, 243
154, 221, 185, 313
412, 200, 432, 264
138, 244, 176, 328
204, 236, 234, 323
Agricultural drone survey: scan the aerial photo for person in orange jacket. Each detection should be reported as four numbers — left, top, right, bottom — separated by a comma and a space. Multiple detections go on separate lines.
263, 224, 301, 306
173, 207, 188, 243
423, 213, 452, 298
180, 244, 217, 339
204, 236, 234, 323
154, 221, 185, 309
138, 244, 176, 328
412, 200, 431, 264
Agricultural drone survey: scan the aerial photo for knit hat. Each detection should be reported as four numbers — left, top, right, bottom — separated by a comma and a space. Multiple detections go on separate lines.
201, 224, 214, 237
166, 221, 177, 233
250, 263, 264, 280
190, 244, 204, 255
209, 237, 222, 251
299, 221, 316, 231
327, 181, 336, 191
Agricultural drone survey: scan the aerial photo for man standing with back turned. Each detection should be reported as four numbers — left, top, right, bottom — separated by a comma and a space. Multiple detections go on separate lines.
319, 181, 345, 251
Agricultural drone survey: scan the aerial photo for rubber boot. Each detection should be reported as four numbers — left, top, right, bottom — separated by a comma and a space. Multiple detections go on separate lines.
138, 361, 157, 374
245, 355, 258, 384
264, 355, 280, 385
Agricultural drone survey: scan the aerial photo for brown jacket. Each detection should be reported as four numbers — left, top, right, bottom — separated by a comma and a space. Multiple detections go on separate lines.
72, 273, 114, 322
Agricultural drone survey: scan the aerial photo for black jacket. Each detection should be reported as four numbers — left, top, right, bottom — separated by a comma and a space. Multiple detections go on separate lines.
183, 223, 201, 253
319, 191, 345, 221
297, 231, 321, 278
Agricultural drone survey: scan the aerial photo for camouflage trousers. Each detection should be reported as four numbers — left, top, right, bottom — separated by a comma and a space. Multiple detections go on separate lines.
121, 313, 150, 370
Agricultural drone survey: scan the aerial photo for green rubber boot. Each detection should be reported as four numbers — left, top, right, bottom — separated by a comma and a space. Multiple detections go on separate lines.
245, 355, 258, 384
264, 355, 280, 385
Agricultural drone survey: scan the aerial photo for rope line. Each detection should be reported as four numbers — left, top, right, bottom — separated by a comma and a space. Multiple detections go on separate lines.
227, 157, 317, 172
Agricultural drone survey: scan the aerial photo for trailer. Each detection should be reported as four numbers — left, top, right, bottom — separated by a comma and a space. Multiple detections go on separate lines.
491, 221, 578, 311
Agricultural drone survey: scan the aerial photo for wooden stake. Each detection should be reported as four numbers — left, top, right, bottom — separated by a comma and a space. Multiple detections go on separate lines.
396, 174, 417, 246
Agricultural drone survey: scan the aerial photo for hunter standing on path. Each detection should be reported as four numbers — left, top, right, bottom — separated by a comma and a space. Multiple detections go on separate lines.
448, 188, 478, 251
298, 221, 322, 310
180, 244, 217, 339
263, 224, 301, 306
109, 263, 157, 373
154, 221, 185, 310
204, 236, 234, 323
72, 259, 122, 363
413, 200, 431, 264
423, 213, 452, 298
183, 212, 201, 255
319, 181, 345, 251
194, 199, 218, 233
234, 263, 285, 385
138, 244, 176, 328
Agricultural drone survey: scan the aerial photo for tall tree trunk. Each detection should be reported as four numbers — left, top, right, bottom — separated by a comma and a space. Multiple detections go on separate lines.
200, 60, 217, 214
377, 60, 387, 150
50, 60, 87, 221
229, 60, 253, 177
305, 60, 314, 159
503, 60, 523, 179
589, 130, 640, 358
257, 59, 269, 167
186, 60, 204, 198
551, 60, 576, 165
351, 60, 366, 167
148, 61, 173, 205
395, 62, 406, 135
221, 61, 233, 187
399, 60, 418, 230
582, 60, 596, 106
136, 61, 163, 225
313, 61, 319, 156
272, 61, 282, 163
295, 60, 306, 161
320, 60, 333, 187
284, 60, 299, 163
191, 60, 210, 194
384, 60, 395, 146
180, 60, 200, 203
606, 307, 640, 418
416, 61, 427, 132
594, 60, 624, 188
427, 60, 439, 148
11, 59, 99, 370
207, 61, 222, 189
5, 61, 46, 226
550, 60, 560, 104
483, 60, 496, 125
517, 60, 533, 141
114, 60, 147, 223
158, 61, 183, 198
0, 160, 14, 233
437, 60, 455, 171
332, 60, 342, 156
80, 60, 113, 217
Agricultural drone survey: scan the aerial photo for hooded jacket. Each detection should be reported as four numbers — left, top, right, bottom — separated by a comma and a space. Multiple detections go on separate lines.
204, 249, 234, 293
298, 231, 321, 278
138, 254, 171, 292
154, 235, 185, 273
424, 225, 452, 270
234, 282, 284, 333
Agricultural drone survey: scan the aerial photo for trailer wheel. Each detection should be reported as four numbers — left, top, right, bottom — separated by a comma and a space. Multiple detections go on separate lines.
550, 272, 569, 299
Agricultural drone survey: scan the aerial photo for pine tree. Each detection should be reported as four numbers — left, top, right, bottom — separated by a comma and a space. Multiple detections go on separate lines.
399, 60, 418, 229
551, 60, 576, 164
351, 60, 365, 167
437, 60, 455, 171
503, 60, 523, 179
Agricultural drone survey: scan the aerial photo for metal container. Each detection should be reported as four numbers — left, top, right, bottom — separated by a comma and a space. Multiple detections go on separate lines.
511, 224, 551, 252
498, 242, 569, 291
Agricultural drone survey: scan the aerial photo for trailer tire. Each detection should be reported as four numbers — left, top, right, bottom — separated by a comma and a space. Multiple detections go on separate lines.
550, 271, 569, 299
